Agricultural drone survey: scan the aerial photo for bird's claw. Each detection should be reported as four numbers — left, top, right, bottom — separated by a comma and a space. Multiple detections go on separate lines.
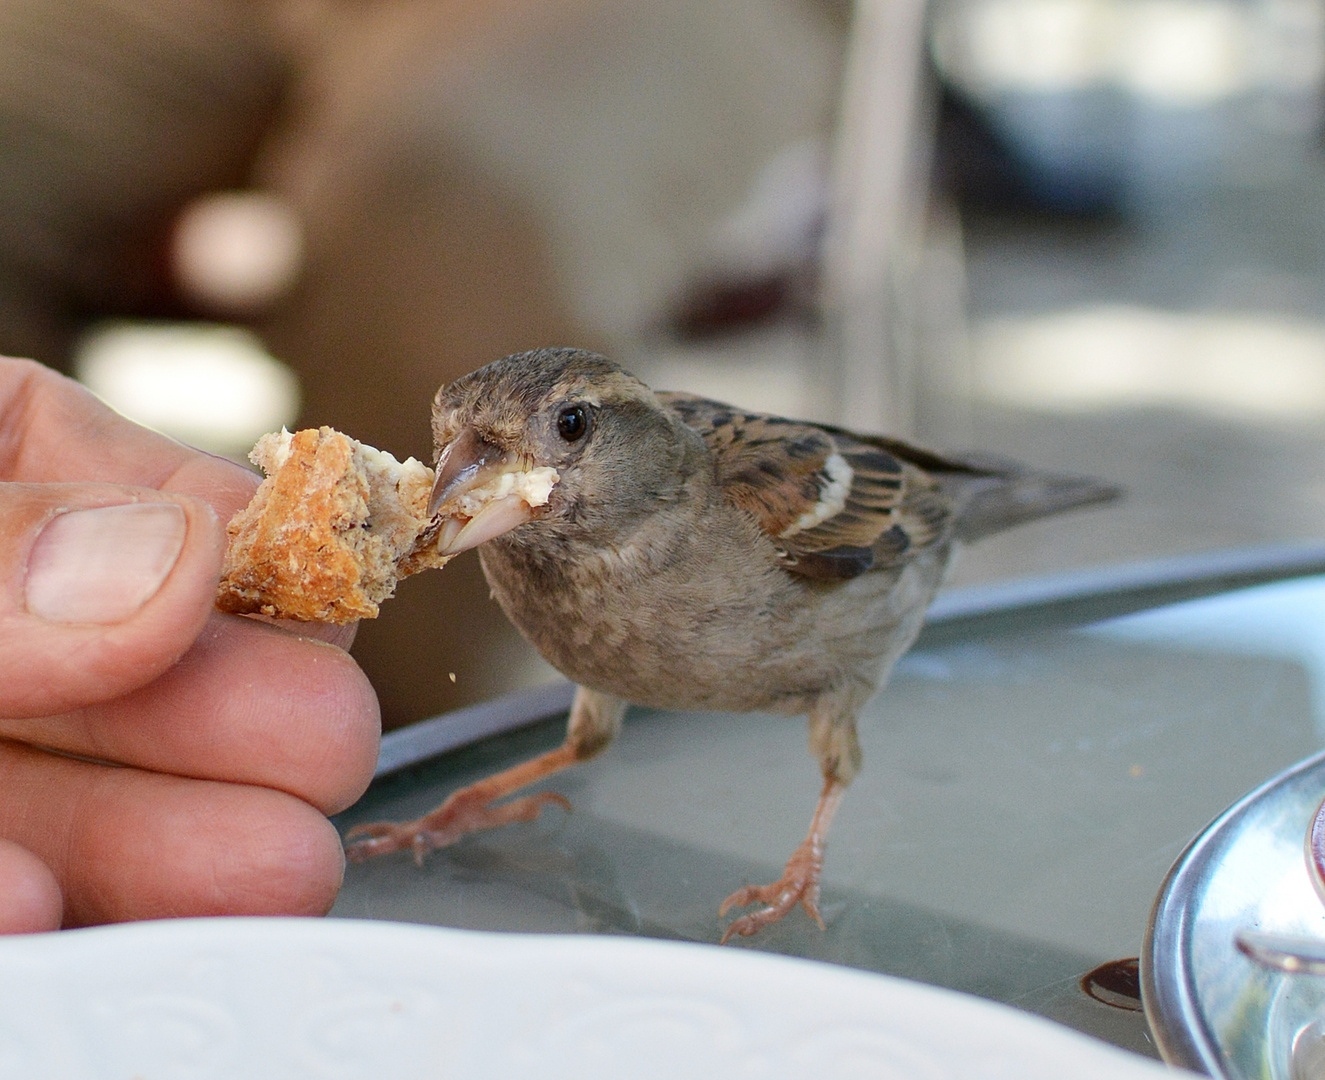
342, 822, 451, 864
343, 788, 572, 863
718, 844, 825, 944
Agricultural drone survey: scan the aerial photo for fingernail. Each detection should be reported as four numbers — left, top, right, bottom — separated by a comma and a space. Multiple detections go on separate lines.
25, 503, 188, 624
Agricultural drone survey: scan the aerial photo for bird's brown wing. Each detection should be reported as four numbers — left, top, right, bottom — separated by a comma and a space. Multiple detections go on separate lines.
659, 392, 970, 581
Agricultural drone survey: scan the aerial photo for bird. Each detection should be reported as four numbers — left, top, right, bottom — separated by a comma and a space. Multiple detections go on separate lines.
345, 347, 1119, 942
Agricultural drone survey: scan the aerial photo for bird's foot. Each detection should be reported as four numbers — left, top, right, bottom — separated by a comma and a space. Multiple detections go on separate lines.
344, 786, 572, 865
718, 837, 825, 943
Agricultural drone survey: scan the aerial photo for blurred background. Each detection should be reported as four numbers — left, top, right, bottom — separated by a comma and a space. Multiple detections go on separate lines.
3, 0, 1324, 729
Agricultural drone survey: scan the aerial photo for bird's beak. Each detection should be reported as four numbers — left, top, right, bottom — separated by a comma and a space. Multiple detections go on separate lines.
427, 428, 548, 556
429, 428, 502, 517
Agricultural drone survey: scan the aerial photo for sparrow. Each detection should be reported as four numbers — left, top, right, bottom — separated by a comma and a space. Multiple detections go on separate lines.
346, 347, 1119, 941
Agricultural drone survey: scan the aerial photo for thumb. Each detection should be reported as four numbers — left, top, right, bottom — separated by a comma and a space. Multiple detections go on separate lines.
0, 483, 227, 719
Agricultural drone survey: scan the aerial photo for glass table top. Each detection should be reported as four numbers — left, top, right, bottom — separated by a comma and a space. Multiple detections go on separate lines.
331, 542, 1325, 1065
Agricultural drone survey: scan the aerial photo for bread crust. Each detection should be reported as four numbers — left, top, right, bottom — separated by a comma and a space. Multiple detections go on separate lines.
216, 427, 448, 623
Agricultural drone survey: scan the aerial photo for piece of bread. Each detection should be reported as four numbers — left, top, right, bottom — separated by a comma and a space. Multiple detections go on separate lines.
216, 427, 450, 623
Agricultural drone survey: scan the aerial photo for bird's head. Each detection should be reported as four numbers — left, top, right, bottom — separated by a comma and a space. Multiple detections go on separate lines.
428, 348, 694, 555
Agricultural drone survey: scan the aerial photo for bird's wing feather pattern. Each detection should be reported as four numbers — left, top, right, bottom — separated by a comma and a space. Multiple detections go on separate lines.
659, 392, 977, 580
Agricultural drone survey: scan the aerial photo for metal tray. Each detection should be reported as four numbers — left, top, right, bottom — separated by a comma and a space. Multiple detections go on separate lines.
1144, 749, 1325, 1078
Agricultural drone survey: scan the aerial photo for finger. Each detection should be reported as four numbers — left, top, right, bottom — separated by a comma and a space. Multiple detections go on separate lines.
0, 839, 61, 934
0, 613, 380, 815
1, 357, 257, 508
0, 740, 346, 927
0, 482, 232, 718
250, 613, 359, 651
0, 360, 363, 649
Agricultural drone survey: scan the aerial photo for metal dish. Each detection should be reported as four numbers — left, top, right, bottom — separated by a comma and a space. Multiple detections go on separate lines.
1144, 749, 1325, 1078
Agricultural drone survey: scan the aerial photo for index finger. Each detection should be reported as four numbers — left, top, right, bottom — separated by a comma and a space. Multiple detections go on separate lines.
0, 357, 258, 519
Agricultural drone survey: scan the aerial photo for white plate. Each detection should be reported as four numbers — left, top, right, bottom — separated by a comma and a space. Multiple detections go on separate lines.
0, 917, 1179, 1079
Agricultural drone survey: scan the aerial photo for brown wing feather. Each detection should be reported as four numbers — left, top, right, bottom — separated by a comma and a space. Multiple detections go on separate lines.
659, 392, 968, 580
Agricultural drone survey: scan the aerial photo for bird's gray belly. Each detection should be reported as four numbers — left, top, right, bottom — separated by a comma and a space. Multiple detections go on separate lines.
479, 543, 951, 715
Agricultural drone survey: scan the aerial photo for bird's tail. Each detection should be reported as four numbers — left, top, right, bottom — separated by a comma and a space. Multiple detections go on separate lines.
939, 453, 1122, 542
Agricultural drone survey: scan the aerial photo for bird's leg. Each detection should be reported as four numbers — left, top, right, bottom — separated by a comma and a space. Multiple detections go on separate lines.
718, 776, 846, 943
344, 687, 626, 864
719, 695, 860, 942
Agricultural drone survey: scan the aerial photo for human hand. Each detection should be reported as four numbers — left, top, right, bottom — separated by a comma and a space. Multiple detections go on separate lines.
0, 358, 379, 932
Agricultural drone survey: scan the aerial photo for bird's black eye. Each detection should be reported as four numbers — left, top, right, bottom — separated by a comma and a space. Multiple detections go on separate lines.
557, 404, 589, 442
